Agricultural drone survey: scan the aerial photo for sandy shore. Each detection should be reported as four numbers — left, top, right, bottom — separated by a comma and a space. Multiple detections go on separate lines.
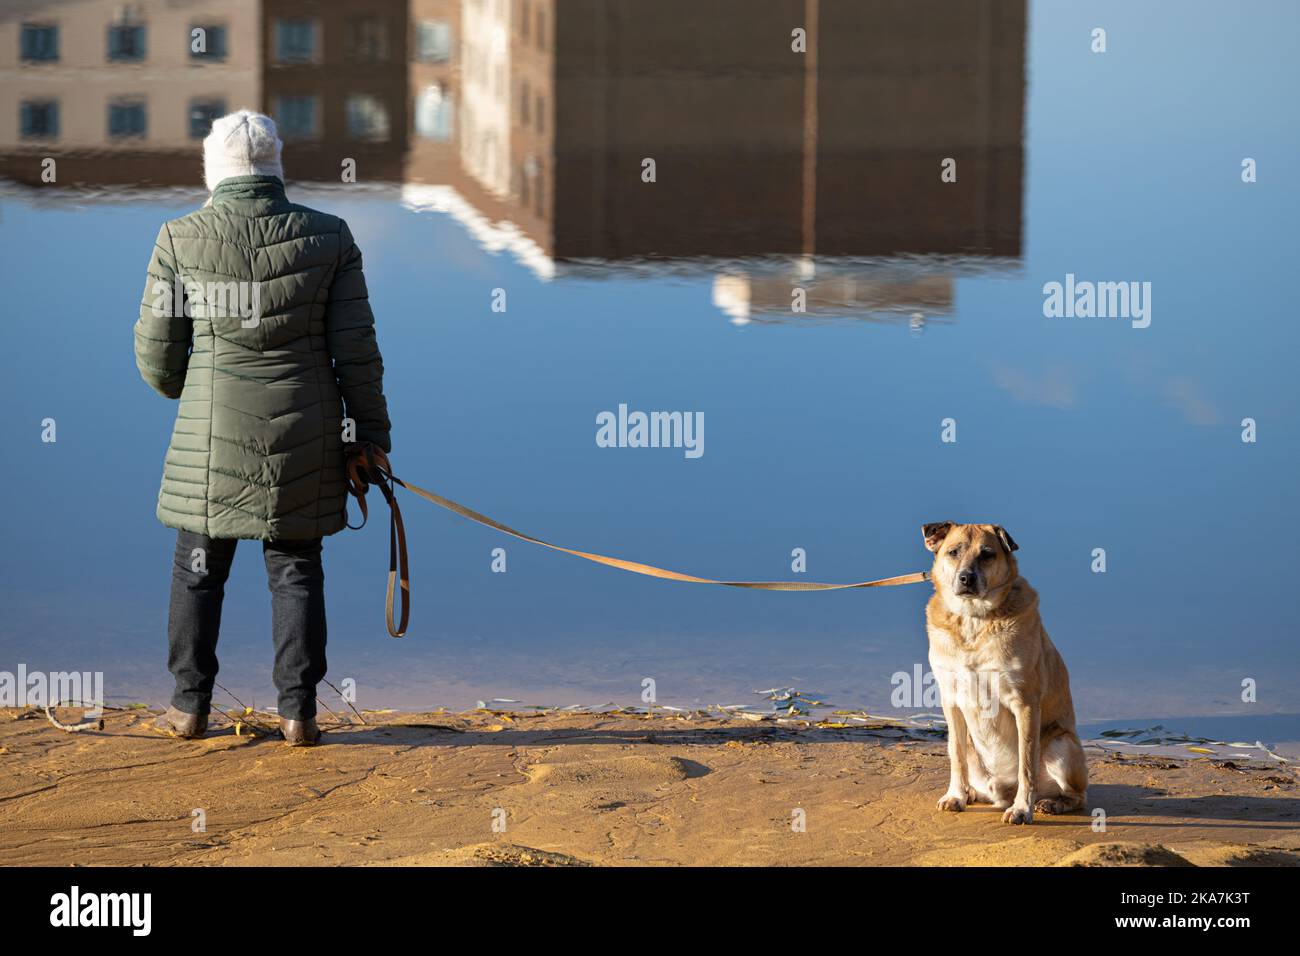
2, 706, 1297, 867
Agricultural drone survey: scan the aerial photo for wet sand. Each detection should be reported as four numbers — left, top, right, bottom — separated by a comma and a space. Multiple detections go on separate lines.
1, 707, 1297, 867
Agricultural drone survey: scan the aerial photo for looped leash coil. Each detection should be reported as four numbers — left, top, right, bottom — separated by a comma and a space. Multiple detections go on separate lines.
345, 443, 410, 637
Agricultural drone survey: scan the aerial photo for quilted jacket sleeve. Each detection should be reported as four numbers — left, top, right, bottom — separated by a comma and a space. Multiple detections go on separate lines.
134, 222, 191, 399
326, 220, 392, 452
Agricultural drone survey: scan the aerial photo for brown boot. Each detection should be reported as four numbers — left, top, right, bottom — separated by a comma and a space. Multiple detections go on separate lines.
153, 706, 208, 739
280, 716, 321, 746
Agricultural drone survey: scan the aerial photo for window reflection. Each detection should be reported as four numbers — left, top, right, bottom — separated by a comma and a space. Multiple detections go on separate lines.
107, 20, 147, 63
20, 101, 59, 140
346, 17, 389, 64
108, 99, 147, 139
274, 19, 318, 65
415, 21, 453, 64
415, 86, 455, 143
189, 100, 227, 140
190, 24, 228, 61
346, 94, 390, 142
21, 23, 59, 63
272, 95, 320, 141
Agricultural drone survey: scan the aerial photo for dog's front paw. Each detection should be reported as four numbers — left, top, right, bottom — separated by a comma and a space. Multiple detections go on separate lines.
937, 791, 967, 813
1001, 804, 1033, 825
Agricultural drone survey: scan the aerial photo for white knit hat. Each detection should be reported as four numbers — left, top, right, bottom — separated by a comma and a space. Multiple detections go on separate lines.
202, 109, 284, 192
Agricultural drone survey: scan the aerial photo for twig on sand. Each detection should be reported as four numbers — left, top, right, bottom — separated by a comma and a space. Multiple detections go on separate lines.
314, 695, 352, 731
213, 681, 252, 713
208, 681, 355, 737
210, 682, 278, 737
207, 705, 267, 737
44, 700, 104, 733
323, 678, 367, 725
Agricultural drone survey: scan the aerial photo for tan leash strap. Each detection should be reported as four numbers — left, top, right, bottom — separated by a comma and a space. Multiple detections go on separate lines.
345, 443, 930, 637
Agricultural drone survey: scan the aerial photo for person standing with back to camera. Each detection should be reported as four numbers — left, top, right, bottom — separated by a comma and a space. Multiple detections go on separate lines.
133, 110, 392, 745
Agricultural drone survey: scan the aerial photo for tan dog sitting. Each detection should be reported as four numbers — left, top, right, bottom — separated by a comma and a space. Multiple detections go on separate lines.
922, 522, 1087, 824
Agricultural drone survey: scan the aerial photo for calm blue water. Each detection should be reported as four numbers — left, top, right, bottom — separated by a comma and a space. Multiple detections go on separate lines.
1, 1, 1297, 739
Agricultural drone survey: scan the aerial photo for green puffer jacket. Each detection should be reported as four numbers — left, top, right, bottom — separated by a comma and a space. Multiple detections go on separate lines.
134, 176, 392, 540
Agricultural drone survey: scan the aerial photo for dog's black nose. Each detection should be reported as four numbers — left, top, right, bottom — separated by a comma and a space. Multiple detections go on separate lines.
957, 570, 976, 588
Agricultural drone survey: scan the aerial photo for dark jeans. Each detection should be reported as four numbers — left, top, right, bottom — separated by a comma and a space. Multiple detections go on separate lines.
167, 530, 327, 722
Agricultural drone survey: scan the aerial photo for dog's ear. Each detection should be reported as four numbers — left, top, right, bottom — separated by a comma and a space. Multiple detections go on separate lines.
993, 525, 1019, 553
922, 522, 954, 553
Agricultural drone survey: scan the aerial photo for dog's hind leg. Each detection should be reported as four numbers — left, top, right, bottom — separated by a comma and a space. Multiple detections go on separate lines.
1034, 733, 1088, 814
987, 777, 1017, 810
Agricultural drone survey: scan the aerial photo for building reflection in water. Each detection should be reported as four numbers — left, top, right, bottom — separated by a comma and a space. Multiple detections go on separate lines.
0, 0, 1024, 325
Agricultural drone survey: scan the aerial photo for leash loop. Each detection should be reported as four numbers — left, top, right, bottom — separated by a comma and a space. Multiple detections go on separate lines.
345, 443, 409, 638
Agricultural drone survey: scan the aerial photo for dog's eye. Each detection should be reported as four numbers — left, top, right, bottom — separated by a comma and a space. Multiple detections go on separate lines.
979, 548, 995, 560
947, 548, 959, 557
